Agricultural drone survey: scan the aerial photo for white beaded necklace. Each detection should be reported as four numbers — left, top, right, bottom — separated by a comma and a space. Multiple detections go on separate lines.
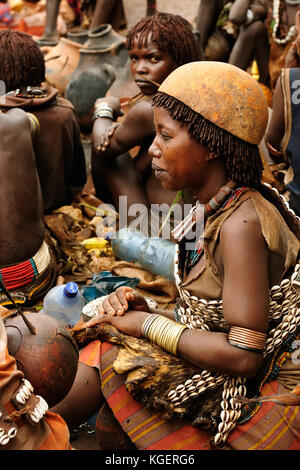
272, 0, 297, 44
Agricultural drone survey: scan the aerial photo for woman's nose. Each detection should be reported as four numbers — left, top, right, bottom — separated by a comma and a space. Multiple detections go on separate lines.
135, 60, 148, 74
149, 137, 161, 159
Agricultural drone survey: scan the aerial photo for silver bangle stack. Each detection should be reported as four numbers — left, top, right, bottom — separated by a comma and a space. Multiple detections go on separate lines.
93, 102, 114, 121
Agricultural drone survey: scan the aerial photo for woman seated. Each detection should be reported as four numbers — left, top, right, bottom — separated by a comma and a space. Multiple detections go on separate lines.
52, 61, 300, 450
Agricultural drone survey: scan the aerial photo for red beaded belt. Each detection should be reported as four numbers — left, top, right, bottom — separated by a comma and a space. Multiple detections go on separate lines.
0, 241, 50, 291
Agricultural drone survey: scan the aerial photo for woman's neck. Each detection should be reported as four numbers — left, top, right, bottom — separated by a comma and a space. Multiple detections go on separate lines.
193, 160, 228, 204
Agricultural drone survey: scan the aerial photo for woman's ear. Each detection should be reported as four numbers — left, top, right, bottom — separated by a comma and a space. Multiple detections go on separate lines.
207, 150, 216, 161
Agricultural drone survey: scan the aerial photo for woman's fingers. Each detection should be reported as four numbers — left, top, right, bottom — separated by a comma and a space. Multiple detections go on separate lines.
102, 293, 121, 316
96, 124, 119, 152
92, 287, 141, 317
84, 313, 111, 328
116, 286, 135, 312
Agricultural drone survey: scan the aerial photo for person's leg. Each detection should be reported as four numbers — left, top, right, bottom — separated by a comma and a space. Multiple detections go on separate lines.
146, 0, 156, 16
39, 0, 61, 45
196, 0, 224, 50
50, 362, 104, 430
91, 151, 148, 212
229, 21, 270, 85
89, 0, 125, 30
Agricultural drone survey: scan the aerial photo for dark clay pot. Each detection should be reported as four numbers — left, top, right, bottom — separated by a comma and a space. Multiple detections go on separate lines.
65, 24, 129, 128
44, 37, 82, 95
67, 29, 89, 45
5, 312, 79, 408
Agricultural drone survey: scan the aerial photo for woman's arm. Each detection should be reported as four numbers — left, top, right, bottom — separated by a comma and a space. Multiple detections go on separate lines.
92, 98, 155, 159
229, 0, 267, 25
265, 76, 285, 162
229, 0, 251, 24
177, 199, 269, 377
85, 201, 270, 378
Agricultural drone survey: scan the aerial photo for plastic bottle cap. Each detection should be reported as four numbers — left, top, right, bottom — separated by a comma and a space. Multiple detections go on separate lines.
64, 282, 79, 298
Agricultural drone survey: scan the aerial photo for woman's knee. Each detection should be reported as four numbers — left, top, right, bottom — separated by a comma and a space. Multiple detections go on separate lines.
50, 362, 104, 429
245, 20, 269, 40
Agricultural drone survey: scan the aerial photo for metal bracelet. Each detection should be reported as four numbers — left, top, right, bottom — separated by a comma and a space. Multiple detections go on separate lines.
93, 109, 114, 121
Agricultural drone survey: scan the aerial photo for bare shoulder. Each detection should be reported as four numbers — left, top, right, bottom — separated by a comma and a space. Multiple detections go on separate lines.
220, 198, 264, 247
125, 98, 154, 128
1, 108, 29, 126
0, 108, 31, 140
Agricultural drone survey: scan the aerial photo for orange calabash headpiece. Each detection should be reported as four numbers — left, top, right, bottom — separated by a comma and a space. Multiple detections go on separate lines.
158, 61, 268, 145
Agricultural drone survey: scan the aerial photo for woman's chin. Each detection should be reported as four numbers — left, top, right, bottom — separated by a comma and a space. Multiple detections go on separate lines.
154, 172, 181, 192
160, 180, 177, 191
158, 178, 173, 191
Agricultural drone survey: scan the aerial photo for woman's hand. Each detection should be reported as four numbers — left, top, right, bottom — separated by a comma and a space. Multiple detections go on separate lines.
99, 286, 151, 316
96, 122, 120, 152
84, 309, 151, 338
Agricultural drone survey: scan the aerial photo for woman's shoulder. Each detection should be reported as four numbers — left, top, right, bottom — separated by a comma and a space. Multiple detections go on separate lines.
220, 197, 262, 245
220, 190, 299, 267
129, 97, 153, 117
124, 97, 155, 129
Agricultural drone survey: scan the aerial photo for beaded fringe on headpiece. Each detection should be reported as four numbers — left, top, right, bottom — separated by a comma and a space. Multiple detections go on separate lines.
152, 92, 264, 187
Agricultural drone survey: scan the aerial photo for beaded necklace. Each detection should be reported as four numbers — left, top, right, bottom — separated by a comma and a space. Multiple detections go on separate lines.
6, 86, 47, 99
186, 186, 246, 270
272, 0, 298, 44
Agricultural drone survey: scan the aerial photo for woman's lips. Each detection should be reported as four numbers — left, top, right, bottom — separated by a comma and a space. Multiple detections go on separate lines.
152, 163, 166, 176
135, 79, 154, 89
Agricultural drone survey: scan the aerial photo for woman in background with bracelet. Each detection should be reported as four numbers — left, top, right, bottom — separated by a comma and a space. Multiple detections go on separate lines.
90, 12, 201, 219
52, 61, 300, 450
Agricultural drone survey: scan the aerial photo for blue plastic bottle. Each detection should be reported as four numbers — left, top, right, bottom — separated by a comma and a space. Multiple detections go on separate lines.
41, 282, 86, 326
111, 228, 176, 281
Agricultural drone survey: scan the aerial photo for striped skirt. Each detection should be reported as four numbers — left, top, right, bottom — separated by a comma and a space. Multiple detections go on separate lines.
79, 340, 300, 450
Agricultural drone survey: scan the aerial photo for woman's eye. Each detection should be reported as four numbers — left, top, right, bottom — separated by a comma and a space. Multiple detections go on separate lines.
161, 132, 171, 140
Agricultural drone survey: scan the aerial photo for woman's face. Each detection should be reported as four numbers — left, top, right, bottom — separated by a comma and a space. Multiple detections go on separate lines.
149, 106, 211, 192
129, 36, 178, 95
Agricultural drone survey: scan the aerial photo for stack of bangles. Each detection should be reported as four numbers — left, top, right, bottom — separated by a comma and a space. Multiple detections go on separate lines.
142, 314, 188, 356
228, 326, 267, 354
93, 102, 114, 121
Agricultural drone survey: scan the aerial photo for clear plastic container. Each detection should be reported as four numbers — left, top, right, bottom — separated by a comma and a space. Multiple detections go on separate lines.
41, 282, 86, 326
111, 228, 176, 281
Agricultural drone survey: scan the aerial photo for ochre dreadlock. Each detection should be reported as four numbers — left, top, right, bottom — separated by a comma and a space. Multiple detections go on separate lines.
0, 30, 45, 92
125, 12, 201, 66
153, 91, 300, 239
